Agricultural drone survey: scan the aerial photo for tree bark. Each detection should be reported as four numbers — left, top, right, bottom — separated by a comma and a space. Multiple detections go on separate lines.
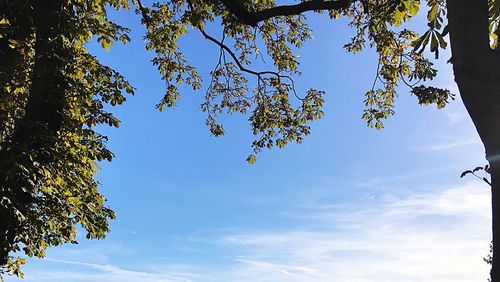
447, 0, 500, 280
493, 165, 500, 280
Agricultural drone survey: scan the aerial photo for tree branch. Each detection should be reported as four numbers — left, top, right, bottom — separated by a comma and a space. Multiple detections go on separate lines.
218, 0, 355, 26
198, 27, 302, 100
135, 0, 153, 26
198, 27, 281, 77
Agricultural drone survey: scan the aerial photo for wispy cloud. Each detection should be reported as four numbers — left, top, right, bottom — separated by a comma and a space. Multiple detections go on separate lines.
24, 258, 196, 282
113, 226, 139, 235
18, 182, 491, 282
386, 181, 490, 218
444, 110, 468, 124
218, 181, 491, 282
410, 137, 480, 152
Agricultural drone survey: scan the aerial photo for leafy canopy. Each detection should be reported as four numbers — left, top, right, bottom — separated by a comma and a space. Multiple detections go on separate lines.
138, 0, 457, 162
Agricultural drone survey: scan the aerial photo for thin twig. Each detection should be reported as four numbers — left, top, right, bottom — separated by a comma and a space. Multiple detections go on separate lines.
135, 0, 153, 26
199, 27, 281, 78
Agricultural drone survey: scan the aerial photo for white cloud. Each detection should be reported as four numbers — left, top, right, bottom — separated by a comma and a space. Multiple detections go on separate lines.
22, 259, 196, 282
16, 182, 491, 282
410, 137, 480, 152
217, 181, 492, 282
386, 181, 490, 218
113, 226, 139, 235
444, 110, 467, 124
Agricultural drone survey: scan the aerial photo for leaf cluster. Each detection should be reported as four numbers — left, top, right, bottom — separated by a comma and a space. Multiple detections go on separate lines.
141, 0, 321, 162
339, 0, 451, 129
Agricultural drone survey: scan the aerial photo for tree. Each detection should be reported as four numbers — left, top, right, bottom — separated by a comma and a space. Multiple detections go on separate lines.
0, 0, 133, 278
0, 0, 499, 280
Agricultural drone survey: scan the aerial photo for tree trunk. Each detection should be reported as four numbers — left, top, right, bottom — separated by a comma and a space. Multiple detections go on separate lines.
493, 165, 500, 280
447, 0, 500, 280
0, 0, 69, 267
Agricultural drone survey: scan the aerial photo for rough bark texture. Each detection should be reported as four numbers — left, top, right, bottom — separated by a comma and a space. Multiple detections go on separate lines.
447, 0, 500, 280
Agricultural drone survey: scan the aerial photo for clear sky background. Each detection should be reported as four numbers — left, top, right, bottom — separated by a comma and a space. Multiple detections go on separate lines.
8, 4, 493, 282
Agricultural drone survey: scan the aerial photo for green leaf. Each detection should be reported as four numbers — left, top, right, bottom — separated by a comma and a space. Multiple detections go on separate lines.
436, 31, 447, 48
427, 1, 439, 21
246, 155, 257, 165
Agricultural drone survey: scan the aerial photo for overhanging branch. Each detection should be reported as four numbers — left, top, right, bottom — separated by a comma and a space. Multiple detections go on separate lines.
218, 0, 355, 26
198, 27, 302, 100
199, 27, 281, 77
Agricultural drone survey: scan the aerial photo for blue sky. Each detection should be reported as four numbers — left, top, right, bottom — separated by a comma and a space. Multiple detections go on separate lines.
8, 5, 493, 282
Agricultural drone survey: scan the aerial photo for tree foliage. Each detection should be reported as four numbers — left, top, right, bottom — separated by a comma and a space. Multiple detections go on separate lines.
0, 0, 133, 278
137, 0, 460, 157
1, 0, 500, 279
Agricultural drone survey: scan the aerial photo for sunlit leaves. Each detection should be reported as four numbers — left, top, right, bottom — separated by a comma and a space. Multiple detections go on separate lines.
339, 0, 451, 128
246, 154, 257, 165
143, 1, 202, 110
2, 257, 25, 280
258, 14, 312, 72
248, 87, 324, 160
489, 0, 500, 48
72, 0, 131, 47
413, 0, 447, 59
362, 89, 395, 130
139, 0, 456, 161
411, 85, 454, 109
140, 0, 321, 162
